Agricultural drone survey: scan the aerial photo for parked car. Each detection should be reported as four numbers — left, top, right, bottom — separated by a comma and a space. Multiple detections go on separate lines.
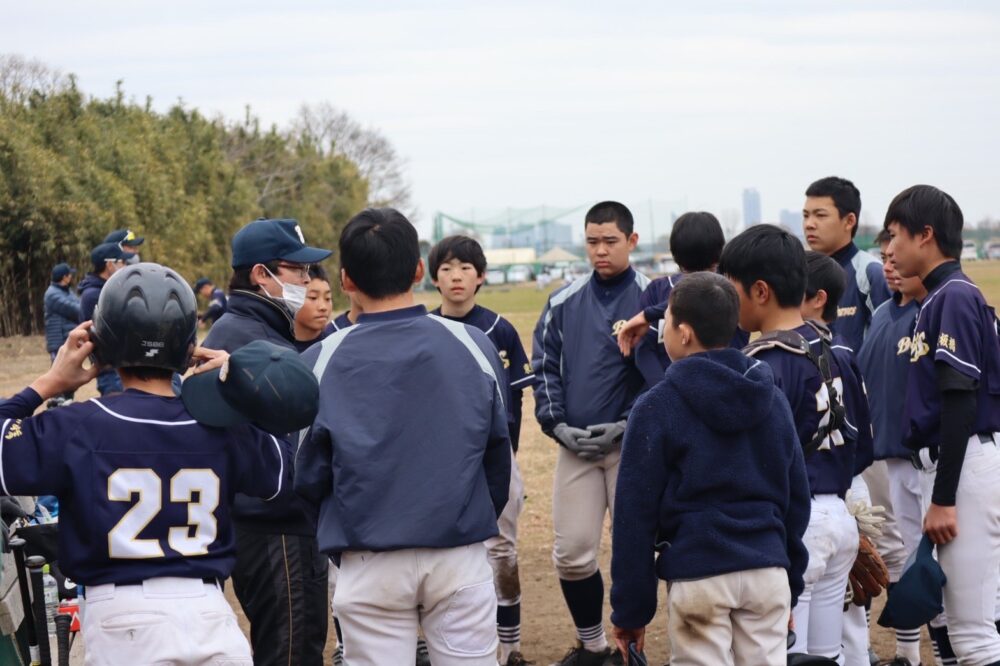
485, 269, 507, 285
986, 242, 1000, 260
961, 241, 979, 261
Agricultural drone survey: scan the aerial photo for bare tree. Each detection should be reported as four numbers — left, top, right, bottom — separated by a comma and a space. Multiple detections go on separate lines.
294, 102, 415, 219
0, 54, 66, 103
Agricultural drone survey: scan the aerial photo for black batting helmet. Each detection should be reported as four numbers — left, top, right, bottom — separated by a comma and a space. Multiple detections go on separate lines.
91, 263, 197, 372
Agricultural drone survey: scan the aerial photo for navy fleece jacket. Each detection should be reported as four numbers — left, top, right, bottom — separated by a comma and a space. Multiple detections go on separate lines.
610, 348, 811, 629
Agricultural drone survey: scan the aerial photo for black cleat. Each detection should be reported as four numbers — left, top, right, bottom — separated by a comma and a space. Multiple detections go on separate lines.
550, 645, 611, 666
504, 652, 535, 666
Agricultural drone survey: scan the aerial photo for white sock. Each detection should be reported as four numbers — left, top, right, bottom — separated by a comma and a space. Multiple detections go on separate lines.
896, 627, 922, 664
576, 623, 608, 652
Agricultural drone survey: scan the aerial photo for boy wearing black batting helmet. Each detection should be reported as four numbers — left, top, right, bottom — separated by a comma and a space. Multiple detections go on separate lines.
611, 272, 811, 666
0, 263, 313, 666
885, 185, 1000, 664
719, 225, 860, 662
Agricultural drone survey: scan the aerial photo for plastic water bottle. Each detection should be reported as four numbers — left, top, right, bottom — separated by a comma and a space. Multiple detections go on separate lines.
42, 564, 58, 636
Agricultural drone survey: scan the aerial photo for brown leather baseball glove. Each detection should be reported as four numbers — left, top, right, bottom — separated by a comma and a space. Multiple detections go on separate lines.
849, 535, 890, 606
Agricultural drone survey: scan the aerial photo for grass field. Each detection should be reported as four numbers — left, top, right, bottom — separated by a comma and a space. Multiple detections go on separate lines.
4, 260, 1000, 664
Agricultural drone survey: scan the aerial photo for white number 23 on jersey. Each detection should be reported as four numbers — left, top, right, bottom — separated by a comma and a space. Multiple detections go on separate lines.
107, 468, 220, 559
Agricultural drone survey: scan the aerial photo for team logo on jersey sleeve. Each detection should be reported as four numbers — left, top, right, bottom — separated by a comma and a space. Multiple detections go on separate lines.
611, 320, 627, 337
498, 350, 510, 369
909, 332, 930, 362
4, 420, 22, 440
837, 306, 858, 318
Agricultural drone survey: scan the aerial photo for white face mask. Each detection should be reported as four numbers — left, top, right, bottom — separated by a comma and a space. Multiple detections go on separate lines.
264, 267, 307, 315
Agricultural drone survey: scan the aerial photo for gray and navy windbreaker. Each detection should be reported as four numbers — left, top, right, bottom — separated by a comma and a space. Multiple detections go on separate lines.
296, 305, 511, 554
532, 267, 650, 434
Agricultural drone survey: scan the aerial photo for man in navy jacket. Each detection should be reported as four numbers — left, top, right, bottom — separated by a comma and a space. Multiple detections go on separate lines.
203, 217, 332, 666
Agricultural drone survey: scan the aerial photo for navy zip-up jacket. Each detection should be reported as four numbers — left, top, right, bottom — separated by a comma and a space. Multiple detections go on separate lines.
610, 349, 811, 629
202, 289, 316, 536
78, 273, 106, 322
532, 267, 649, 434
830, 243, 891, 353
296, 305, 511, 554
44, 283, 81, 352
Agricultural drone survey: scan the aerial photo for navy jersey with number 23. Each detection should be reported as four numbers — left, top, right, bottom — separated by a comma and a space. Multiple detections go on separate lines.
0, 389, 290, 586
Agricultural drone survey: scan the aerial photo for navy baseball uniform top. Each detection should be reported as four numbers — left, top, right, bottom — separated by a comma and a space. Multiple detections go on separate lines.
532, 267, 650, 433
903, 262, 1000, 450
857, 294, 919, 461
296, 305, 511, 554
0, 389, 290, 586
634, 273, 750, 388
431, 305, 534, 451
830, 242, 891, 353
748, 324, 865, 496
321, 312, 354, 339
200, 288, 228, 324
77, 273, 106, 322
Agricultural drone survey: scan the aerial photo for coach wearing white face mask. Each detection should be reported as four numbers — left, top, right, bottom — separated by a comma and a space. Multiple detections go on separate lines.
202, 217, 333, 666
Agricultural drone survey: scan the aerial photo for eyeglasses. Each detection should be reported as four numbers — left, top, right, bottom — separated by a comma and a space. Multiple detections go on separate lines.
275, 263, 311, 279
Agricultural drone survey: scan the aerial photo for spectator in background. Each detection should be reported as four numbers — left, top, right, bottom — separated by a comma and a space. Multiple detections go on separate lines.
43, 262, 81, 406
78, 242, 134, 395
195, 277, 228, 326
103, 228, 144, 264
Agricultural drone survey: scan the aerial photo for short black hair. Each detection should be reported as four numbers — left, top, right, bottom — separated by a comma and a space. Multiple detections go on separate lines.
670, 212, 725, 272
875, 229, 891, 245
340, 208, 419, 299
804, 251, 847, 323
308, 263, 329, 282
718, 224, 806, 309
228, 260, 280, 293
585, 201, 634, 236
883, 185, 964, 260
806, 176, 862, 237
668, 272, 739, 349
428, 235, 487, 278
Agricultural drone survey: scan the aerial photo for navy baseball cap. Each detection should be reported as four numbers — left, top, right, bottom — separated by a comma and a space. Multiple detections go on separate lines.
181, 340, 319, 435
194, 278, 213, 292
231, 218, 332, 268
51, 263, 76, 282
90, 242, 136, 267
103, 229, 145, 247
877, 535, 946, 630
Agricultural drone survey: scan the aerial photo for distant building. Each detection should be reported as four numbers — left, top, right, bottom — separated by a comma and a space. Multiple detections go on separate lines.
742, 189, 762, 229
488, 220, 573, 254
780, 209, 804, 240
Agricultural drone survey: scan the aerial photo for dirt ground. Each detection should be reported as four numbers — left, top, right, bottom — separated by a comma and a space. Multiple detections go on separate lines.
2, 326, 935, 665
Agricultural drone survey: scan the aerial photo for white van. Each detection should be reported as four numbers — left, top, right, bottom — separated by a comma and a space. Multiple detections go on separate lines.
961, 241, 978, 261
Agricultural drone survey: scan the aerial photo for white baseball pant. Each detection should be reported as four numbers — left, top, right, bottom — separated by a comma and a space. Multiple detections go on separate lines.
335, 543, 498, 666
486, 449, 525, 606
789, 494, 858, 662
81, 577, 250, 666
862, 460, 908, 580
551, 445, 620, 580
667, 567, 790, 666
842, 476, 872, 666
885, 458, 927, 563
936, 434, 1000, 665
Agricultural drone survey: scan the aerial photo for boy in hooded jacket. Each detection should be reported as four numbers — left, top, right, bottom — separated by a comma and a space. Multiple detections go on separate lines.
610, 272, 811, 666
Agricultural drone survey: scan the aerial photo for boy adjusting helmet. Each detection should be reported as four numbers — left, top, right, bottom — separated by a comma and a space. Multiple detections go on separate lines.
90, 263, 198, 372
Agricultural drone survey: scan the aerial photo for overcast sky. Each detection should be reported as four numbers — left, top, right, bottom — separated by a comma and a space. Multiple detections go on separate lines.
4, 1, 999, 241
